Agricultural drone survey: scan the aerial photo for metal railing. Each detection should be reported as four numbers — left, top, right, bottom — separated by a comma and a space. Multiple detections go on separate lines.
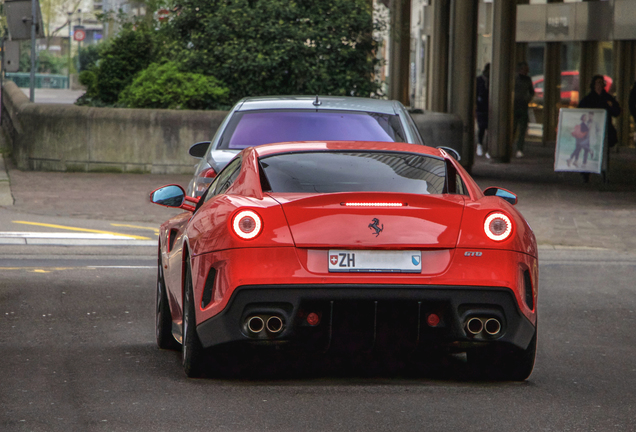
5, 73, 69, 89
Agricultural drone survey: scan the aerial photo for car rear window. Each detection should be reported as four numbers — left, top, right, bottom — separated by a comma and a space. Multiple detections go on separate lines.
259, 151, 445, 194
219, 110, 406, 150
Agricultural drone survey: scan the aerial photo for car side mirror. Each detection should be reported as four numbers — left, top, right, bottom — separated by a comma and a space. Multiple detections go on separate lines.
189, 141, 211, 158
150, 185, 199, 211
483, 187, 517, 205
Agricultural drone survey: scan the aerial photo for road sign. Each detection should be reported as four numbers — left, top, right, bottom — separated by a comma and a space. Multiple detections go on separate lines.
74, 29, 86, 42
157, 8, 170, 21
3, 41, 20, 73
4, 0, 45, 40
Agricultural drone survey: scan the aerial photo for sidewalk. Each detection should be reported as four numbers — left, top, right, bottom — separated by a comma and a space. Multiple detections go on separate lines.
1, 140, 636, 252
0, 153, 13, 206
18, 88, 86, 105
472, 140, 636, 252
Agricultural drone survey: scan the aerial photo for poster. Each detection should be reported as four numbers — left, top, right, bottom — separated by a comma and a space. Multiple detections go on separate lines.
554, 108, 607, 174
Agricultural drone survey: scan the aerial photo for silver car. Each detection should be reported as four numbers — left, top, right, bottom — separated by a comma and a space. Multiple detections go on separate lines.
186, 95, 426, 197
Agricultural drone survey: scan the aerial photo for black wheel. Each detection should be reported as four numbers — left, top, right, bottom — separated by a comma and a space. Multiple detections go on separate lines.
182, 261, 206, 378
498, 329, 537, 381
468, 329, 537, 381
156, 250, 179, 350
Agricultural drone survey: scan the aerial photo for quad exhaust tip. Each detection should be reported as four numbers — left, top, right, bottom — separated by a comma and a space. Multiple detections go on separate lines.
266, 316, 284, 333
484, 318, 501, 335
247, 316, 265, 333
466, 317, 502, 336
246, 315, 285, 334
466, 317, 483, 335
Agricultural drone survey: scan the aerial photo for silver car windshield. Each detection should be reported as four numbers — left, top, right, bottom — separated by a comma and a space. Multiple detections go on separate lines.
218, 110, 407, 150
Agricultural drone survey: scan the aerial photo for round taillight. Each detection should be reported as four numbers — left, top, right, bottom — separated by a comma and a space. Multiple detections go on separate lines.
484, 212, 512, 241
232, 210, 262, 240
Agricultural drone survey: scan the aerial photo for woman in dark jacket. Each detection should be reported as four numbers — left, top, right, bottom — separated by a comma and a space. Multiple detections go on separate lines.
578, 75, 621, 148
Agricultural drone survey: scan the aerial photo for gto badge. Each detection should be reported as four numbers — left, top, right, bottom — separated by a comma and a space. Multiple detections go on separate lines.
464, 251, 483, 257
368, 218, 384, 237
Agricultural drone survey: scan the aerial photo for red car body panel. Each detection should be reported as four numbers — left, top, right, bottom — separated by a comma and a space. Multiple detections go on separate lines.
189, 247, 537, 326
154, 141, 538, 359
274, 192, 465, 249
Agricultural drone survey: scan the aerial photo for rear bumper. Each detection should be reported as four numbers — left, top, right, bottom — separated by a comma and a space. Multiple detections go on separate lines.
196, 284, 535, 353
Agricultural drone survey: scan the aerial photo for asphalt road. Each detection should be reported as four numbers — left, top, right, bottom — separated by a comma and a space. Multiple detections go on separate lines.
1, 246, 636, 431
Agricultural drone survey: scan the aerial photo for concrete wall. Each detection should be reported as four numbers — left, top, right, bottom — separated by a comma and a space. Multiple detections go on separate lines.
1, 81, 464, 174
1, 81, 225, 174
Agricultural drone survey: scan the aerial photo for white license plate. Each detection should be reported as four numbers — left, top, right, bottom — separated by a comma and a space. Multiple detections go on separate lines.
328, 250, 422, 273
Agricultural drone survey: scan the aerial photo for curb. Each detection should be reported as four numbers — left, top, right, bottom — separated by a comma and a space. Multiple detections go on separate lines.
0, 153, 14, 207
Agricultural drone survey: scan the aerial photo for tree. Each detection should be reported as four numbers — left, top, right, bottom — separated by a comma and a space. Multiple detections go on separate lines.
17, 41, 66, 74
118, 61, 229, 109
39, 0, 84, 49
76, 22, 159, 106
163, 0, 382, 101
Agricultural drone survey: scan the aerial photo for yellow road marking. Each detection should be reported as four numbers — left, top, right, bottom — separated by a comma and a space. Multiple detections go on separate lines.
111, 223, 159, 232
12, 221, 151, 240
3, 267, 98, 274
0, 267, 78, 271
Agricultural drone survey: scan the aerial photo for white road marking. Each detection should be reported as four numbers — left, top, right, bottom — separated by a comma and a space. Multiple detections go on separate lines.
0, 232, 156, 246
0, 232, 137, 239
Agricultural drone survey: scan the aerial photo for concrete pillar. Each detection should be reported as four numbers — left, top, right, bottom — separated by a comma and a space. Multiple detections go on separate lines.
614, 40, 635, 147
488, 0, 516, 162
579, 41, 598, 107
447, 0, 478, 168
543, 42, 560, 144
388, 0, 412, 105
427, 0, 450, 112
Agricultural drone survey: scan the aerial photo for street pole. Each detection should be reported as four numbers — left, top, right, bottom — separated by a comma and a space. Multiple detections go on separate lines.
68, 13, 72, 89
29, 0, 36, 102
1, 37, 4, 125
77, 10, 82, 75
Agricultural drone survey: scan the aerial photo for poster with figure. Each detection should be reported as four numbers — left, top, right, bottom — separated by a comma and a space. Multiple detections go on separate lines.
554, 108, 606, 174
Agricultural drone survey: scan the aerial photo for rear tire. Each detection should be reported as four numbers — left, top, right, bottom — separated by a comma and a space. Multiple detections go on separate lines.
182, 261, 205, 378
499, 330, 537, 381
468, 328, 537, 381
156, 251, 179, 350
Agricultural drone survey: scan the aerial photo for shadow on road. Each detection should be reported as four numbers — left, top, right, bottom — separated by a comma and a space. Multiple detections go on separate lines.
150, 345, 532, 385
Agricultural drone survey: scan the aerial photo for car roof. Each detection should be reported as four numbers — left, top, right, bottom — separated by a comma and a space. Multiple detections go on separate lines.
251, 141, 444, 158
235, 96, 401, 115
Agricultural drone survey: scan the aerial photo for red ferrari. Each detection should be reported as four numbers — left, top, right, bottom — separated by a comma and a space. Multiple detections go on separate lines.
150, 141, 538, 380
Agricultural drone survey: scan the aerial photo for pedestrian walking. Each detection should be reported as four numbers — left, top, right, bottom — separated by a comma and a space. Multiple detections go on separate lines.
578, 74, 621, 183
476, 63, 490, 158
579, 75, 621, 147
513, 61, 535, 158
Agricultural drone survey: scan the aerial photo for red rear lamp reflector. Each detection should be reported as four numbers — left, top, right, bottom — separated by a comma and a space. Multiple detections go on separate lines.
232, 210, 262, 239
427, 313, 441, 327
484, 213, 512, 241
342, 202, 405, 207
200, 168, 217, 178
307, 313, 320, 326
